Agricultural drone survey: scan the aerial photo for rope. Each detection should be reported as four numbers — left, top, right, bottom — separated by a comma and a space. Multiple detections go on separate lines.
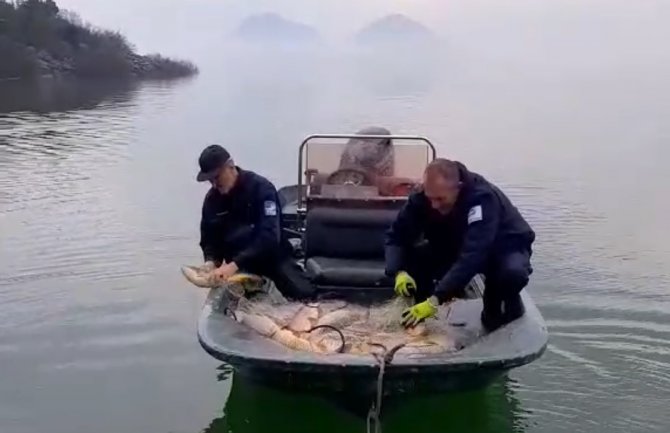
366, 342, 406, 433
222, 307, 237, 321
307, 325, 346, 353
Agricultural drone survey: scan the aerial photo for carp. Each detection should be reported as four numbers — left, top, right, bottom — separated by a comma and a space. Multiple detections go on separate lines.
273, 329, 314, 352
315, 306, 366, 329
235, 311, 280, 338
287, 304, 319, 333
181, 264, 218, 288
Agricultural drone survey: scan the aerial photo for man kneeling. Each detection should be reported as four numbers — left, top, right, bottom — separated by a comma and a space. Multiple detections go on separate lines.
195, 144, 312, 298
384, 158, 536, 332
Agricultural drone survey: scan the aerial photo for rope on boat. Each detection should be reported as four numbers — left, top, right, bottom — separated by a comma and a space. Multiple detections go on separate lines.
307, 325, 346, 353
222, 307, 237, 321
366, 342, 406, 433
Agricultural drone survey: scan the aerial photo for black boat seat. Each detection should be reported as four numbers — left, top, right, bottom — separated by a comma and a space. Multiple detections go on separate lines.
305, 257, 393, 287
303, 206, 399, 289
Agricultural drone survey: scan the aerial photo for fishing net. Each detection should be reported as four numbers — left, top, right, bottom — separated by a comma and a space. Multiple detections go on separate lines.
182, 264, 465, 357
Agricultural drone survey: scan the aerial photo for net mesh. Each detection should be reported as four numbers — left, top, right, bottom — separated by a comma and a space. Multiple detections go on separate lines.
216, 275, 466, 358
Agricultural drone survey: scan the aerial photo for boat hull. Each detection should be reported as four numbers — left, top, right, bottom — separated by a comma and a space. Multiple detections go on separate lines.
197, 287, 547, 398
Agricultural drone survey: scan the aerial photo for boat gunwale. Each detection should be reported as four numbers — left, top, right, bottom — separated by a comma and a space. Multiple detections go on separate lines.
196, 289, 548, 373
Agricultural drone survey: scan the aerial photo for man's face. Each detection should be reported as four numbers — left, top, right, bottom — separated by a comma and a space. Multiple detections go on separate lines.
423, 172, 461, 215
210, 163, 237, 194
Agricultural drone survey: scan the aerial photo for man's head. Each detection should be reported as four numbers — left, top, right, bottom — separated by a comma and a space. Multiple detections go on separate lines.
196, 144, 238, 193
422, 158, 463, 214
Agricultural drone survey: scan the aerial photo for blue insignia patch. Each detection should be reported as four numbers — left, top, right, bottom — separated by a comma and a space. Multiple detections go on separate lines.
264, 200, 277, 216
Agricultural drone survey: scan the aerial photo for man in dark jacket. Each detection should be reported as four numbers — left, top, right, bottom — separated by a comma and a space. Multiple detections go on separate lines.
195, 144, 314, 299
196, 144, 286, 280
385, 158, 535, 332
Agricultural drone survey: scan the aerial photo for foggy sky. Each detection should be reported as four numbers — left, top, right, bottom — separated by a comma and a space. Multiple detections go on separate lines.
53, 0, 670, 64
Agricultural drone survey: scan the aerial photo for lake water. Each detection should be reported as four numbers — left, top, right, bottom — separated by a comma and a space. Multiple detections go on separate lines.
1, 48, 669, 433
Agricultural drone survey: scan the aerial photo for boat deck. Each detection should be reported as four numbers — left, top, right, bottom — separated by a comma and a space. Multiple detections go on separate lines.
197, 288, 548, 396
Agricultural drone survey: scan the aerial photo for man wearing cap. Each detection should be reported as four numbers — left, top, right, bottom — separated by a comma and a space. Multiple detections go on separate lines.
195, 144, 287, 284
385, 158, 536, 332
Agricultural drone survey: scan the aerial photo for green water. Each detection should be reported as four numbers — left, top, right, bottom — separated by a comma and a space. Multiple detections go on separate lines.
204, 368, 527, 433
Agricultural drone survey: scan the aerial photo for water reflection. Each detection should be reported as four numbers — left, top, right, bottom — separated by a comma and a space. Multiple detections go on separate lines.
0, 77, 141, 114
204, 364, 527, 433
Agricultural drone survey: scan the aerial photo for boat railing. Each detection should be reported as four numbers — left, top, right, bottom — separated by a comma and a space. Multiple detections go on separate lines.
297, 133, 437, 211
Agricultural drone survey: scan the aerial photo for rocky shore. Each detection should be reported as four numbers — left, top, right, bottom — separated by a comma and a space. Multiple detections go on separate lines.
27, 49, 197, 80
0, 0, 198, 81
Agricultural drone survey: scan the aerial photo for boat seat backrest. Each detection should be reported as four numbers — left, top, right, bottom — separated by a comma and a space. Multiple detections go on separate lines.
303, 206, 398, 260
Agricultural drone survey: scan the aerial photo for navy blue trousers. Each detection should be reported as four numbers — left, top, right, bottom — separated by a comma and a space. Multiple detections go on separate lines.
405, 243, 532, 328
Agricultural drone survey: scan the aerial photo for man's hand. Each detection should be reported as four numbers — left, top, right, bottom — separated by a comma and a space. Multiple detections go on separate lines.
394, 271, 417, 297
213, 261, 239, 281
202, 261, 216, 272
401, 296, 438, 328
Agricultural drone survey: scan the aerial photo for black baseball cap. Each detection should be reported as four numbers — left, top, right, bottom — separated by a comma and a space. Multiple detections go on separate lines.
196, 144, 231, 182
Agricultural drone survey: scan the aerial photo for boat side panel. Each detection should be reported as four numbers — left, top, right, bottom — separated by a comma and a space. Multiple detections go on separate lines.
197, 288, 548, 373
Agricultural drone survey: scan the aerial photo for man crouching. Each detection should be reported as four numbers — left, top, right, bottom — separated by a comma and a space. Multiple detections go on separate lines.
194, 144, 314, 299
384, 158, 536, 332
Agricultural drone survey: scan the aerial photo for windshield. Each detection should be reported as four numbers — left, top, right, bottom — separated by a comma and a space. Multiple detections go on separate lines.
299, 134, 434, 201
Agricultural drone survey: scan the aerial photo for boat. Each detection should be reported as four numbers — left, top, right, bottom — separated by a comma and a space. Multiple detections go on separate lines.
197, 133, 548, 401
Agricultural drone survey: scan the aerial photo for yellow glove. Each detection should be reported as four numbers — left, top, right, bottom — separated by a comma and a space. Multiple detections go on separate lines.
394, 271, 417, 297
401, 296, 438, 328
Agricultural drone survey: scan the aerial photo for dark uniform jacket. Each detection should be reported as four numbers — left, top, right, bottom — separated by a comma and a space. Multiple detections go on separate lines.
199, 168, 284, 271
385, 161, 535, 302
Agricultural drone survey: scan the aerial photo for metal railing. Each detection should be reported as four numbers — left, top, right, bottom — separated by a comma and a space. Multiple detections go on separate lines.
296, 133, 437, 209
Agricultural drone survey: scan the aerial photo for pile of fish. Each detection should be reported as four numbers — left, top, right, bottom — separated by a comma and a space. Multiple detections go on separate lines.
182, 263, 465, 358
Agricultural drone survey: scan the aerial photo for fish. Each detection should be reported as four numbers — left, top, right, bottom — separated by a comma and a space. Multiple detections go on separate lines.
272, 329, 315, 352
317, 300, 348, 316
405, 323, 428, 337
347, 341, 374, 355
235, 311, 280, 338
424, 333, 456, 351
367, 332, 409, 351
396, 340, 445, 355
242, 302, 304, 328
227, 293, 461, 357
311, 333, 345, 354
180, 263, 266, 295
287, 304, 319, 332
315, 307, 366, 329
181, 265, 217, 288
227, 273, 267, 294
227, 273, 263, 285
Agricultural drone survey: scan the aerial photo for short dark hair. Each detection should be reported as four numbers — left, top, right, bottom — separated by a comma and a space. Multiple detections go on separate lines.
425, 158, 460, 183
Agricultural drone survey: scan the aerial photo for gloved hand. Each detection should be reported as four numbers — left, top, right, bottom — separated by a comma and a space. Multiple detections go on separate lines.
401, 297, 438, 328
394, 271, 417, 297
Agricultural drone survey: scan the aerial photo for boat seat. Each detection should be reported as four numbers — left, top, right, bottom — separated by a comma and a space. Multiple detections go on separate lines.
305, 257, 392, 287
303, 206, 398, 289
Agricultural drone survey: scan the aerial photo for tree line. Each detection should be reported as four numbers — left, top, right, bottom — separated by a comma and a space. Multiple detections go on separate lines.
0, 0, 198, 80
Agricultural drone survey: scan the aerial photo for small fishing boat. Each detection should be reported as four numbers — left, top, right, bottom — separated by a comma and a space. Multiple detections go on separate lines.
197, 133, 548, 400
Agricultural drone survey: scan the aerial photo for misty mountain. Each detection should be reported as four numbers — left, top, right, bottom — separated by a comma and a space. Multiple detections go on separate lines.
234, 13, 319, 45
355, 14, 436, 46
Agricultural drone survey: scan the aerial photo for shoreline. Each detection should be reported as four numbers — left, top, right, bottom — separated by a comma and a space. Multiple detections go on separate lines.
0, 1, 198, 82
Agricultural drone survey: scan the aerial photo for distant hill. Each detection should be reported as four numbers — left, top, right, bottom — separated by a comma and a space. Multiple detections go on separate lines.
234, 13, 319, 45
0, 0, 198, 80
355, 14, 436, 46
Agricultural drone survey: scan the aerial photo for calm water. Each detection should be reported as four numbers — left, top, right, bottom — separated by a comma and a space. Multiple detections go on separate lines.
1, 48, 669, 433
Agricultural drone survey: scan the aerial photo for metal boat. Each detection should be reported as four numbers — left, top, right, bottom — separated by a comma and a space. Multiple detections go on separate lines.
197, 133, 548, 400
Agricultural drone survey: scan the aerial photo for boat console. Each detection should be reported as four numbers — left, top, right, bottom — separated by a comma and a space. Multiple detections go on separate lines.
280, 133, 436, 300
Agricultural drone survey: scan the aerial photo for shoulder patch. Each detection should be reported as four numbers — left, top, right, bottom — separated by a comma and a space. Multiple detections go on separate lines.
264, 200, 277, 216
468, 205, 483, 225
